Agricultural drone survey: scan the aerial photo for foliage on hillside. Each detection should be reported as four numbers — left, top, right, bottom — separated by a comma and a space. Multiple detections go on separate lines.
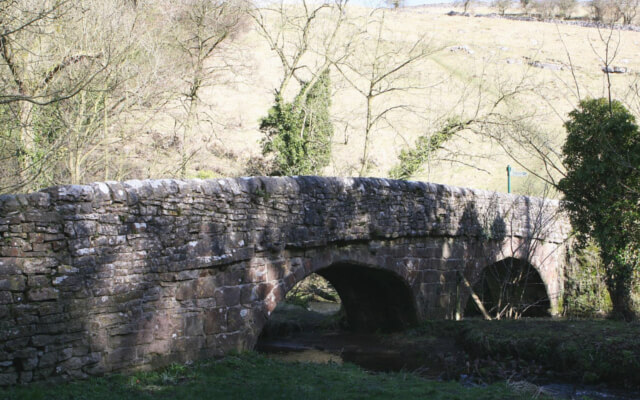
562, 241, 613, 317
389, 118, 467, 180
260, 70, 334, 176
559, 98, 640, 320
2, 0, 640, 196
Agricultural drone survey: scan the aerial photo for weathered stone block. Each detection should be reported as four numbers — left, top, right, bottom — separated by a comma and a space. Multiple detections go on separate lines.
170, 336, 205, 361
183, 315, 204, 337
38, 351, 58, 368
0, 276, 25, 291
27, 288, 59, 302
226, 307, 250, 331
31, 335, 58, 347
150, 313, 176, 340
23, 258, 57, 274
27, 275, 49, 288
0, 373, 18, 385
0, 291, 14, 304
89, 331, 108, 353
203, 308, 227, 335
144, 339, 171, 355
0, 258, 23, 275
16, 356, 39, 371
214, 287, 240, 307
108, 333, 142, 349
105, 347, 137, 366
175, 280, 196, 301
196, 276, 217, 298
19, 371, 33, 383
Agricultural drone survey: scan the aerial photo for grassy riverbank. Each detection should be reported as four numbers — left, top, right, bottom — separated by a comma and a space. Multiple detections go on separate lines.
4, 319, 638, 399
458, 320, 640, 387
406, 319, 640, 388
3, 353, 543, 400
261, 301, 640, 389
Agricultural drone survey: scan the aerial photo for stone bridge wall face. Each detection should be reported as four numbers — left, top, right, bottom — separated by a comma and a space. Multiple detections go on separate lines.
0, 177, 569, 384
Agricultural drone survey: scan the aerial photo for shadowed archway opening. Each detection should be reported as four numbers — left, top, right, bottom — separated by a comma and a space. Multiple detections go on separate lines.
316, 263, 418, 332
259, 262, 418, 342
464, 258, 551, 319
255, 263, 423, 372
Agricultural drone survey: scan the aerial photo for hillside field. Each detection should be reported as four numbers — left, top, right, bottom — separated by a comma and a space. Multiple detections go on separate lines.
197, 4, 640, 196
2, 2, 639, 196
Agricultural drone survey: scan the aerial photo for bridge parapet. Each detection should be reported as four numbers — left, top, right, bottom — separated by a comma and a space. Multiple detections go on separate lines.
0, 177, 570, 384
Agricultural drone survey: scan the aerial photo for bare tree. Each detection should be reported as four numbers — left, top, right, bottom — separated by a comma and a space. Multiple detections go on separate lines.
493, 0, 512, 15
533, 0, 555, 18
456, 0, 473, 13
0, 0, 84, 106
615, 0, 640, 24
386, 48, 565, 188
556, 0, 577, 18
590, 0, 621, 22
167, 0, 249, 178
0, 0, 115, 192
335, 10, 435, 176
520, 0, 534, 15
49, 0, 163, 185
532, 0, 576, 19
250, 0, 350, 101
250, 0, 353, 175
0, 0, 174, 192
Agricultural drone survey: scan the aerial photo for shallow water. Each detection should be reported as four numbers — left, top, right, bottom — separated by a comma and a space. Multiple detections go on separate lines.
258, 302, 640, 399
537, 383, 640, 400
306, 301, 341, 315
257, 331, 463, 380
257, 333, 640, 400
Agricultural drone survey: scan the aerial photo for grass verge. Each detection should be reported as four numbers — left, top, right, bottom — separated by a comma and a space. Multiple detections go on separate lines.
3, 352, 543, 400
410, 319, 640, 388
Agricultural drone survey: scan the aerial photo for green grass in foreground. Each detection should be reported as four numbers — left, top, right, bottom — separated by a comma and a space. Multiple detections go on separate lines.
3, 352, 541, 400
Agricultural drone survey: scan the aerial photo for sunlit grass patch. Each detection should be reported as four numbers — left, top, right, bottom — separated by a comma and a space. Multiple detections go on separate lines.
2, 352, 544, 400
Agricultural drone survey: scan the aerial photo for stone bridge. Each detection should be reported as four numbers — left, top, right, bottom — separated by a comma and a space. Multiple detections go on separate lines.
0, 176, 570, 384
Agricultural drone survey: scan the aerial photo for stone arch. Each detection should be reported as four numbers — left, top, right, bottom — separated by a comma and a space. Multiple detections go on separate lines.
254, 246, 420, 343
464, 257, 552, 318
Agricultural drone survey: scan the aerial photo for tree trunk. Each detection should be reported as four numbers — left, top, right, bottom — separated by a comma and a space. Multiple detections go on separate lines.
604, 256, 636, 321
360, 95, 373, 176
17, 101, 36, 188
608, 280, 635, 321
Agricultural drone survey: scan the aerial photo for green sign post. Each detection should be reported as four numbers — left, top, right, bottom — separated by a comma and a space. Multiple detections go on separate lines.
506, 165, 527, 193
507, 165, 511, 193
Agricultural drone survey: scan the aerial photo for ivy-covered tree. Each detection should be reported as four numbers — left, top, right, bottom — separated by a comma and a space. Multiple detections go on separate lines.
558, 98, 640, 320
389, 118, 468, 180
260, 69, 333, 176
